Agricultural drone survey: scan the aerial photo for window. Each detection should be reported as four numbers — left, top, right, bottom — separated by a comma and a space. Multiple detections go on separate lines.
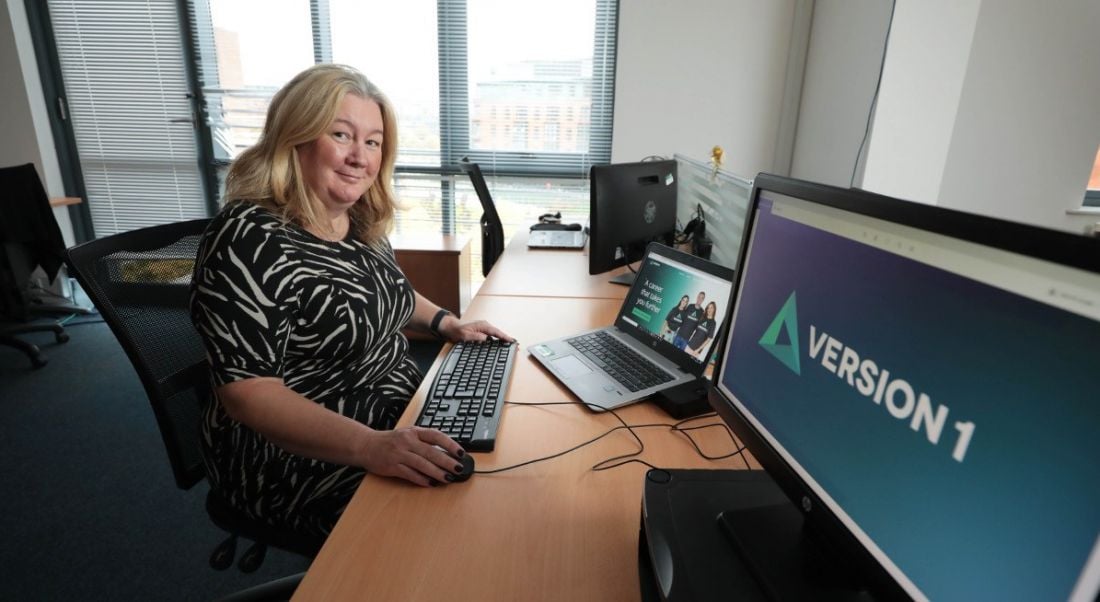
37, 0, 213, 238
190, 0, 617, 281
1085, 145, 1100, 208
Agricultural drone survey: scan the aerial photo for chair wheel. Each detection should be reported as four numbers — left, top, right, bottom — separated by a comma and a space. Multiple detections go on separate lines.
210, 535, 237, 571
238, 541, 268, 573
56, 332, 70, 344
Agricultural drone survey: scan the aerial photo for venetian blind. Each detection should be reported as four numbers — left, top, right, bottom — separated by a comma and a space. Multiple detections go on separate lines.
47, 0, 208, 237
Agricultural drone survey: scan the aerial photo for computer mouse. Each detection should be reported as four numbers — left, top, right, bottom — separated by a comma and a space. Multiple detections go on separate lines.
452, 453, 476, 482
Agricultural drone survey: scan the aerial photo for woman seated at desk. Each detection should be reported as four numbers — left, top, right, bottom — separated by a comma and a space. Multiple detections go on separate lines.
190, 64, 511, 539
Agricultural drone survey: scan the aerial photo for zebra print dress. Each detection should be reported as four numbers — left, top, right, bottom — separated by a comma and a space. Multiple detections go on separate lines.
189, 202, 421, 537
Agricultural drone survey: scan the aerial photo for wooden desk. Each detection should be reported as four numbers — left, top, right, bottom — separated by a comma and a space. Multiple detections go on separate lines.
293, 295, 752, 601
392, 233, 472, 317
49, 196, 82, 207
478, 230, 633, 300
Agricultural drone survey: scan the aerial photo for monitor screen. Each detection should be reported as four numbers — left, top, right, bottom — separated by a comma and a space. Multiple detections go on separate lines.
710, 174, 1100, 600
589, 160, 677, 279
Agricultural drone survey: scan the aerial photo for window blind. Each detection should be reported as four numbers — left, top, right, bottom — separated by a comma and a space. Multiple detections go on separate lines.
185, 0, 617, 253
47, 0, 208, 236
441, 0, 616, 177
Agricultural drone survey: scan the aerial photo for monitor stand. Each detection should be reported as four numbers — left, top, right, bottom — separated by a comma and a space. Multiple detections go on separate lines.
609, 271, 635, 286
639, 469, 875, 602
718, 502, 873, 601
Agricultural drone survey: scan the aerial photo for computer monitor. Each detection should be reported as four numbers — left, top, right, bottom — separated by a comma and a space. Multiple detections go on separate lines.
708, 174, 1100, 600
589, 160, 677, 285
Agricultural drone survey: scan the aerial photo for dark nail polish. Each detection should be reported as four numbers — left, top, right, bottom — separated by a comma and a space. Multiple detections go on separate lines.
454, 464, 463, 473
429, 479, 440, 487
444, 473, 455, 482
456, 448, 465, 457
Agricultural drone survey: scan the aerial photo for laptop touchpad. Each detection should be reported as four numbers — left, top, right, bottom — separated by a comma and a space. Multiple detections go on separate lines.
551, 355, 592, 378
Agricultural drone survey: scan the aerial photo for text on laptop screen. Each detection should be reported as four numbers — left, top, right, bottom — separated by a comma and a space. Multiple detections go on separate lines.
716, 190, 1100, 600
620, 252, 733, 363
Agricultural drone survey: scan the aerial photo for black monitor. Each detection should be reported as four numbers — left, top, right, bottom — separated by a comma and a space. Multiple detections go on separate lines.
589, 160, 677, 285
708, 173, 1100, 600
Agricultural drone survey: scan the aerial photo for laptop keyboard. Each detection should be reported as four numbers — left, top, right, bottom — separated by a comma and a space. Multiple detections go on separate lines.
565, 331, 674, 392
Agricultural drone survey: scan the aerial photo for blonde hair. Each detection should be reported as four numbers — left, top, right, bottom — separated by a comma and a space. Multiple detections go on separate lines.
224, 64, 399, 243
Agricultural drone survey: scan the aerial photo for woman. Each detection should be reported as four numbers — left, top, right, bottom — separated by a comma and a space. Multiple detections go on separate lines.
660, 295, 690, 342
190, 64, 510, 538
685, 301, 718, 360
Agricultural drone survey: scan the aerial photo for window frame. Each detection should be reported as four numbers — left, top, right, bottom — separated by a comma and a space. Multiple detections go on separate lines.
187, 0, 617, 235
1085, 190, 1099, 208
428, 0, 618, 179
189, 0, 617, 178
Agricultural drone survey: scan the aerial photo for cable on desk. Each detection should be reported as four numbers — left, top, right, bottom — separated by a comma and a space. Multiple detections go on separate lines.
472, 401, 749, 475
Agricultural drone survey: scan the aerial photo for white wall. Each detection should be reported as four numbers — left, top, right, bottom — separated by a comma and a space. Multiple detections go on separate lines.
859, 0, 982, 204
1, 0, 74, 246
936, 0, 1100, 232
788, 0, 894, 187
860, 0, 1100, 233
612, 0, 800, 178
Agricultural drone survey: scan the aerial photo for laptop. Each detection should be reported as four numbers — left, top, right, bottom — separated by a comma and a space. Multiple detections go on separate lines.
529, 243, 734, 410
528, 226, 587, 249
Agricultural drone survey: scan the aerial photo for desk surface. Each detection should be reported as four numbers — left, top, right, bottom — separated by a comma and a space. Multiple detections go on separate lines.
477, 230, 633, 300
293, 294, 750, 601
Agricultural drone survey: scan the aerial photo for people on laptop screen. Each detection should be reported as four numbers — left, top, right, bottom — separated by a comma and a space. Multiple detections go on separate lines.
672, 292, 706, 351
660, 295, 690, 343
685, 302, 718, 360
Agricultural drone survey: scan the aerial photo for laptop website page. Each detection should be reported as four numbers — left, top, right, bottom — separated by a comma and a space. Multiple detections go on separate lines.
617, 252, 734, 368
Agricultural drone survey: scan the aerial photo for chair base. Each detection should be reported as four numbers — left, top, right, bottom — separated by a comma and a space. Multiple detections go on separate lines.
215, 571, 306, 602
0, 333, 48, 368
205, 489, 325, 570
1, 321, 68, 369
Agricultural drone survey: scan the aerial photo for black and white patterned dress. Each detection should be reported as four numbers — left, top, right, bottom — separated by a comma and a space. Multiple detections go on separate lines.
189, 202, 421, 537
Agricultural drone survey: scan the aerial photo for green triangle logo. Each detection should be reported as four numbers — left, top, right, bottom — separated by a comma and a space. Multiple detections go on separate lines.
759, 292, 801, 375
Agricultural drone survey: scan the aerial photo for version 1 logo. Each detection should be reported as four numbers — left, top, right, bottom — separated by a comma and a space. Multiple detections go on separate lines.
759, 291, 976, 463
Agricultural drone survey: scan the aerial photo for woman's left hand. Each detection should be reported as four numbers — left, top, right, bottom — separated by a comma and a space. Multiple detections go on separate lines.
438, 316, 514, 343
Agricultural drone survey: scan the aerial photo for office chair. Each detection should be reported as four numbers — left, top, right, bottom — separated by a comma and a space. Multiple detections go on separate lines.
458, 160, 506, 277
0, 163, 84, 369
65, 218, 323, 584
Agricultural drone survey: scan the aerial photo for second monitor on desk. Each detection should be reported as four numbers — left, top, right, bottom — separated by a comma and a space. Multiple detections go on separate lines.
588, 159, 678, 286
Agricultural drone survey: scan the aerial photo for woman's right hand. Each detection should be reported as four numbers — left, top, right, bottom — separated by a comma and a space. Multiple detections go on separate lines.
360, 426, 468, 487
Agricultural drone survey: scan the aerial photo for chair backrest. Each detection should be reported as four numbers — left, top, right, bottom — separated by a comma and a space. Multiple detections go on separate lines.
0, 163, 68, 320
458, 161, 505, 277
66, 219, 211, 490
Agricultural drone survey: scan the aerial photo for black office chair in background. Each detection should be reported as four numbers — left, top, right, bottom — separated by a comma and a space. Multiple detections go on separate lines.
65, 219, 323, 585
458, 159, 505, 277
0, 163, 85, 368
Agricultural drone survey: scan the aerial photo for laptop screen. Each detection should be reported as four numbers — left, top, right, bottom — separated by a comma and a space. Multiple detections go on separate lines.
614, 244, 734, 369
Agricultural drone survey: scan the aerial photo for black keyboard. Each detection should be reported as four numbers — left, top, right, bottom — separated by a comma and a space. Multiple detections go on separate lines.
415, 339, 517, 451
565, 330, 674, 392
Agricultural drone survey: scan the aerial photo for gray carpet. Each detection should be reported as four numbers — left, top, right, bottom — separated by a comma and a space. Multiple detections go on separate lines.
0, 317, 311, 601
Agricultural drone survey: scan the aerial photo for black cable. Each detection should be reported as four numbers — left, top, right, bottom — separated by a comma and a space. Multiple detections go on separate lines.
850, 0, 897, 188
473, 401, 649, 474
473, 401, 747, 475
668, 413, 752, 470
